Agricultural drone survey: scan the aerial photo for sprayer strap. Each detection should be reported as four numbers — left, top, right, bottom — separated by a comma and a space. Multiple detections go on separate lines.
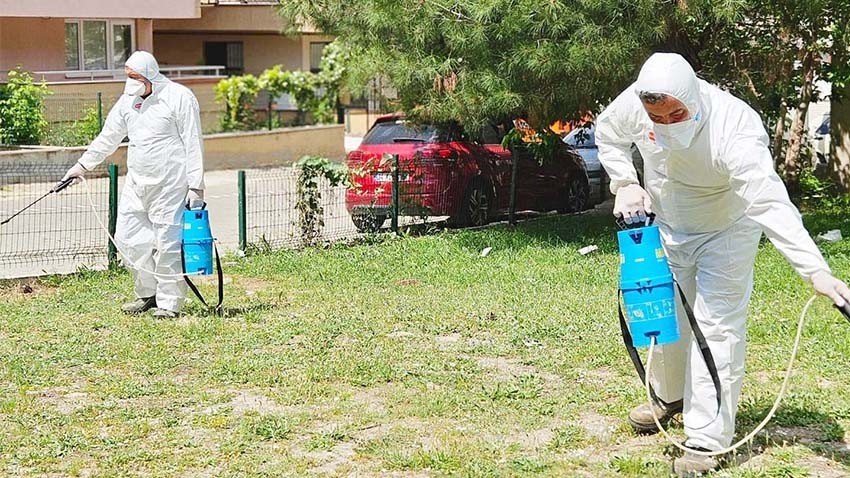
675, 283, 722, 420
182, 242, 224, 315
618, 284, 723, 417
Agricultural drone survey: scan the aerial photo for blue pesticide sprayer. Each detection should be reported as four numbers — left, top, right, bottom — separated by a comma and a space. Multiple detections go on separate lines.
182, 203, 224, 313
184, 206, 214, 275
617, 223, 679, 346
616, 215, 722, 415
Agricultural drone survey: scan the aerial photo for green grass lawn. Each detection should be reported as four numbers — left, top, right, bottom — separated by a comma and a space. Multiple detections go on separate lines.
1, 209, 849, 477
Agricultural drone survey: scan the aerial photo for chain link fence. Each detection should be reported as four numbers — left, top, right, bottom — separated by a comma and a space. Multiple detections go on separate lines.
238, 156, 478, 252
0, 161, 115, 279
240, 168, 357, 250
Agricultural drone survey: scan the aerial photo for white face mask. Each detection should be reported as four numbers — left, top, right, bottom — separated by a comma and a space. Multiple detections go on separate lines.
653, 111, 701, 150
124, 78, 146, 96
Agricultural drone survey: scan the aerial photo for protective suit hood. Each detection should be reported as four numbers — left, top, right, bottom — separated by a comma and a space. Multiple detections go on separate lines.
125, 50, 164, 83
633, 53, 701, 119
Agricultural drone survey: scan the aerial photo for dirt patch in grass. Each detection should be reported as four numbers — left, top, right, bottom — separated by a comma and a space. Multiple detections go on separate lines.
578, 411, 619, 442
0, 279, 60, 300
472, 355, 562, 386
36, 390, 94, 415
29, 381, 95, 415
349, 383, 399, 415
234, 276, 275, 293
201, 389, 295, 416
435, 333, 461, 347
737, 446, 849, 478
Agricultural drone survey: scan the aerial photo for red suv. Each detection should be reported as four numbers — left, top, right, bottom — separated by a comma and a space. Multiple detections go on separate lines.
345, 114, 590, 231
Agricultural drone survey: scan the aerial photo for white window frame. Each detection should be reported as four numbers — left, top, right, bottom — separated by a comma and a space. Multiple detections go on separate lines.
65, 19, 135, 71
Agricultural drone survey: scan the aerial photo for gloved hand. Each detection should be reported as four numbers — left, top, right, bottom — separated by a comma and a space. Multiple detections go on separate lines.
811, 270, 850, 307
614, 183, 652, 225
59, 161, 87, 187
186, 188, 205, 210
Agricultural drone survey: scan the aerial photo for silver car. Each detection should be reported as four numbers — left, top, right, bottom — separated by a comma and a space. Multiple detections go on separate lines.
563, 125, 608, 204
563, 125, 646, 206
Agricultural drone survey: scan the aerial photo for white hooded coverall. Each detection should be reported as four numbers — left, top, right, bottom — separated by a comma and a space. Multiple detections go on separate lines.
596, 53, 830, 451
78, 51, 205, 312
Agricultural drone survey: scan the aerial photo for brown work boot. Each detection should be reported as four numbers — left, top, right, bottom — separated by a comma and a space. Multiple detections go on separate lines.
152, 308, 178, 319
121, 296, 157, 315
627, 399, 683, 434
673, 447, 722, 477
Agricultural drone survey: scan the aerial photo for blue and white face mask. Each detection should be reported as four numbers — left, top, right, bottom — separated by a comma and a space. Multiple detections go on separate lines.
653, 111, 701, 151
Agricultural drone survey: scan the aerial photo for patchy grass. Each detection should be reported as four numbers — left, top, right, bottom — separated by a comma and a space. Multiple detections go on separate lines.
1, 209, 849, 477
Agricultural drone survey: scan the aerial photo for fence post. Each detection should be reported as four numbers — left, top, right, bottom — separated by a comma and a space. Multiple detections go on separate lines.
391, 154, 399, 234
267, 99, 273, 131
97, 92, 103, 133
508, 148, 519, 225
238, 170, 247, 252
107, 163, 119, 268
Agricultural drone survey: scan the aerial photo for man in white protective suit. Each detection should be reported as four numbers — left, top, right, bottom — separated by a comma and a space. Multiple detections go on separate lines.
596, 52, 850, 475
61, 50, 205, 318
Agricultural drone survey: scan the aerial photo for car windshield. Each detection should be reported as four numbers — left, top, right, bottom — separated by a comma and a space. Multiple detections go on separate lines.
563, 126, 596, 148
362, 120, 443, 145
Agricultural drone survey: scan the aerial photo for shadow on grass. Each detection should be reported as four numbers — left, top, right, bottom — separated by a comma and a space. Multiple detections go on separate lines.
450, 211, 618, 254
185, 301, 278, 319
730, 403, 849, 469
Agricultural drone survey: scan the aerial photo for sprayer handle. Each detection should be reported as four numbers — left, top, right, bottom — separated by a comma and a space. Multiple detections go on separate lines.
835, 302, 850, 325
51, 177, 75, 194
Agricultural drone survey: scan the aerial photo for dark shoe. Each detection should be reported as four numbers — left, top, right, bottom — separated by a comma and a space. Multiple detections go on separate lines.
628, 399, 683, 434
152, 308, 178, 319
121, 296, 157, 315
674, 447, 722, 477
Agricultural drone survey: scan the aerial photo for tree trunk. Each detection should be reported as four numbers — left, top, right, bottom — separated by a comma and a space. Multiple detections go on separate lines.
772, 102, 787, 170
783, 49, 815, 194
830, 87, 850, 192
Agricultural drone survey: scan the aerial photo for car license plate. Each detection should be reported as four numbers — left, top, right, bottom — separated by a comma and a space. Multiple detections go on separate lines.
374, 172, 408, 182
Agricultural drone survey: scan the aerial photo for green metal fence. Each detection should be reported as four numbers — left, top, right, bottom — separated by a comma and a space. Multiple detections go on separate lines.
0, 161, 117, 279
42, 92, 111, 147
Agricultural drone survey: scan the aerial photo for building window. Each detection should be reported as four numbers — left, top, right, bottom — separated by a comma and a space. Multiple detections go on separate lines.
204, 42, 244, 76
310, 42, 331, 73
64, 23, 80, 69
65, 19, 134, 71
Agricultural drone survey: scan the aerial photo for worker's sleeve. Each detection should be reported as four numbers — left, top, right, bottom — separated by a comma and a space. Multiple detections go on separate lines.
78, 100, 128, 170
723, 111, 830, 280
177, 93, 205, 190
596, 100, 640, 195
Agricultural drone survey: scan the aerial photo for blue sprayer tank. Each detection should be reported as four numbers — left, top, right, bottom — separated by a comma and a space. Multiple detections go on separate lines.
618, 225, 679, 347
183, 207, 214, 275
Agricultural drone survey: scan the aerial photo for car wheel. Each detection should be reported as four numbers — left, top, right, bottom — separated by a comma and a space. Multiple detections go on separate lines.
451, 180, 491, 227
351, 213, 387, 233
560, 175, 590, 213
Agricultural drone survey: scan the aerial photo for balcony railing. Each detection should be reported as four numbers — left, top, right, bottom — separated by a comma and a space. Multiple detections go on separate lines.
1, 65, 227, 83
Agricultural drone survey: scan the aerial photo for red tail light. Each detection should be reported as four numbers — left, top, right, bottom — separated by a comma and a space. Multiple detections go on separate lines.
347, 150, 364, 162
417, 146, 457, 160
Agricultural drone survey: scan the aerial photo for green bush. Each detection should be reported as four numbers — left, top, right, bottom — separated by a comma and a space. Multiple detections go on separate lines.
214, 74, 260, 132
44, 104, 101, 147
216, 41, 351, 131
0, 68, 50, 145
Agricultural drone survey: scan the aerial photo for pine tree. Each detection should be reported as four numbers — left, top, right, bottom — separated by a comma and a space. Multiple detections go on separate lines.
279, 1, 739, 131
